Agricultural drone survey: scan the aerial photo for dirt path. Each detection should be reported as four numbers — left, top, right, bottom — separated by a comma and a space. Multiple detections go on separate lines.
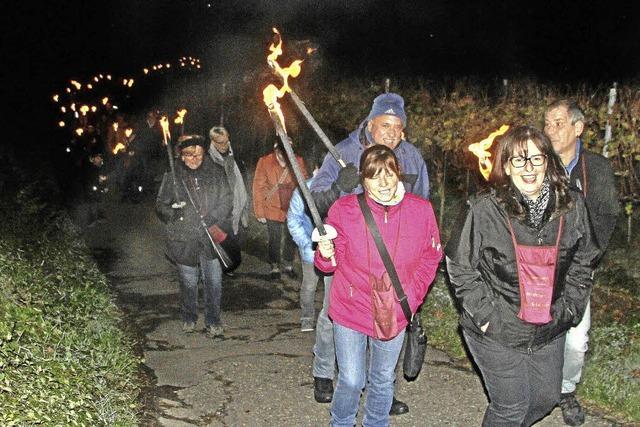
84, 197, 616, 427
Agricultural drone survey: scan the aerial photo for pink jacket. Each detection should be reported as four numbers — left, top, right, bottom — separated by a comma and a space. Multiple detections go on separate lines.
315, 192, 442, 338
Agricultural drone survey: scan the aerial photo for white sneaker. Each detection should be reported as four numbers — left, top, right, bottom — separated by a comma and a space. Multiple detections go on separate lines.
206, 324, 224, 338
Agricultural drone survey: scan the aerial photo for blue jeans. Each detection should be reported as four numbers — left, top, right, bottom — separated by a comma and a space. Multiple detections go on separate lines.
313, 275, 335, 379
562, 301, 591, 394
463, 330, 564, 427
176, 252, 222, 327
331, 323, 405, 427
300, 261, 319, 322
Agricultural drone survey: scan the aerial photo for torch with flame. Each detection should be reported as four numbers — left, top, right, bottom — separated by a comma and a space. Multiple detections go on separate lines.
262, 28, 337, 263
159, 116, 185, 208
468, 125, 510, 181
174, 108, 188, 135
265, 28, 346, 168
112, 142, 126, 155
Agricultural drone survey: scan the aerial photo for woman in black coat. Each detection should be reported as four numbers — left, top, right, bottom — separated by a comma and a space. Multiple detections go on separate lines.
445, 125, 599, 426
156, 135, 232, 338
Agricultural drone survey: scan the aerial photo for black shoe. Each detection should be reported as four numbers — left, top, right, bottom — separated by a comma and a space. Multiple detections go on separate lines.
559, 392, 585, 426
313, 377, 333, 403
389, 397, 409, 416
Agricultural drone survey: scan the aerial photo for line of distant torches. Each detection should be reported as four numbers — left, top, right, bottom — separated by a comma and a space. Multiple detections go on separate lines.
53, 56, 199, 156
52, 56, 201, 133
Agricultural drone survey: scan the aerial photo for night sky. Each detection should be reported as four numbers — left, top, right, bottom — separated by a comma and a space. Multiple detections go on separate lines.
4, 0, 639, 149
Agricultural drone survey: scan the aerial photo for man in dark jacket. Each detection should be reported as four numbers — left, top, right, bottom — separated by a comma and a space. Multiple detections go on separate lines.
544, 100, 619, 426
156, 135, 232, 338
309, 93, 430, 415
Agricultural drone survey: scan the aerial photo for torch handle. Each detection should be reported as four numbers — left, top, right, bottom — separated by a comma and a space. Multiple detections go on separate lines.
269, 112, 327, 236
220, 82, 226, 126
164, 136, 183, 206
289, 90, 345, 169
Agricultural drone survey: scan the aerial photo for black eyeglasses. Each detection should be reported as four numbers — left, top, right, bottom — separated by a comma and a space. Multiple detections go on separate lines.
509, 154, 547, 168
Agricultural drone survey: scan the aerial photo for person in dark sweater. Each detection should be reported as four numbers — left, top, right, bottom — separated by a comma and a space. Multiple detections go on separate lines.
544, 100, 620, 426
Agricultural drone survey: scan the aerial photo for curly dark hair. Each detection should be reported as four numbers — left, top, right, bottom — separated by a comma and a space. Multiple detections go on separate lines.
490, 125, 572, 218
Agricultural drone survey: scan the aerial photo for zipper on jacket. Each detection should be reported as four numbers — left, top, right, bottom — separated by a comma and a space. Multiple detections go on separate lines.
537, 230, 543, 245
384, 206, 388, 223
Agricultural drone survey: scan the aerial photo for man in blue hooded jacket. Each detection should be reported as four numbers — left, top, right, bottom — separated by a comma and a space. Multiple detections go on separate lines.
309, 92, 430, 415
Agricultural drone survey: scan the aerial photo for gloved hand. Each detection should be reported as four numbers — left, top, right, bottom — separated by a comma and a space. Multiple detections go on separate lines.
335, 163, 359, 193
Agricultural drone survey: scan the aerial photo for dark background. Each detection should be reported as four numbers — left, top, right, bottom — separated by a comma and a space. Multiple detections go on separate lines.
3, 0, 639, 156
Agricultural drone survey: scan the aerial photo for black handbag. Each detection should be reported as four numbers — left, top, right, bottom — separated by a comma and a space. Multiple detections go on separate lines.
358, 193, 428, 381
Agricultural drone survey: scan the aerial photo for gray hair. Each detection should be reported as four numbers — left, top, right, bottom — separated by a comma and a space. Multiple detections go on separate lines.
546, 99, 585, 125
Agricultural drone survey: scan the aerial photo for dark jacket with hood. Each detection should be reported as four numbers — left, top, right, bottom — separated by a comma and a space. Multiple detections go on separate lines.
445, 187, 600, 352
156, 157, 232, 266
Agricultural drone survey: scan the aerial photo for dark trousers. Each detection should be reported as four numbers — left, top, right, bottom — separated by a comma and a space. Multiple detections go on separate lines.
266, 219, 295, 266
463, 330, 565, 427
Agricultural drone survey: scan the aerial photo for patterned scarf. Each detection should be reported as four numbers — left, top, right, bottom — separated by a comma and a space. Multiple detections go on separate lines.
521, 179, 550, 229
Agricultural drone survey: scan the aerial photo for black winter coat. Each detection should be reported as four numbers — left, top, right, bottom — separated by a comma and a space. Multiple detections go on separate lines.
569, 148, 619, 251
156, 157, 232, 266
445, 188, 600, 352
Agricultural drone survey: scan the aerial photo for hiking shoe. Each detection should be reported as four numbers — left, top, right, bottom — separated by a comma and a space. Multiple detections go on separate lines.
300, 318, 315, 332
390, 397, 409, 416
206, 324, 224, 338
182, 322, 196, 333
284, 265, 297, 279
313, 377, 333, 403
559, 392, 585, 426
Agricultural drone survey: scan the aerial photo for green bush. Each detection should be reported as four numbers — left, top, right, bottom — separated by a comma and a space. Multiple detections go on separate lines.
0, 188, 140, 425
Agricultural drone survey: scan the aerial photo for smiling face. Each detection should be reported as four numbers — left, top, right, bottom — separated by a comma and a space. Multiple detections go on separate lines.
505, 139, 548, 200
363, 167, 400, 203
367, 114, 404, 149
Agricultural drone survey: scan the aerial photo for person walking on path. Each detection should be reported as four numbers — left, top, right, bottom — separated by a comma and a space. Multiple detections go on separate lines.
309, 92, 430, 414
252, 140, 308, 279
544, 100, 619, 426
156, 135, 232, 338
287, 159, 322, 332
446, 125, 600, 426
208, 125, 249, 278
315, 145, 441, 427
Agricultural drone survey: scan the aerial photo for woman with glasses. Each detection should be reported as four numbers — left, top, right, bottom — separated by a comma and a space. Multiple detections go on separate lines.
445, 125, 599, 426
156, 135, 232, 338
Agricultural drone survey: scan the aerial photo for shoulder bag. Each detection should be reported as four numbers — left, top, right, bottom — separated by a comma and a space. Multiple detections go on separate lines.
357, 193, 427, 381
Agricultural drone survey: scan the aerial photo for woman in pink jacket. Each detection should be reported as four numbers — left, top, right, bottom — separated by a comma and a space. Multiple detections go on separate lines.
316, 145, 442, 426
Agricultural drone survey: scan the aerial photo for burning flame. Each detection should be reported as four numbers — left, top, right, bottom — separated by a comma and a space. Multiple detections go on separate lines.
70, 80, 81, 90
262, 28, 303, 132
112, 142, 126, 155
80, 105, 89, 116
58, 121, 65, 127
143, 68, 149, 74
75, 128, 84, 136
159, 116, 171, 145
125, 128, 133, 138
306, 47, 317, 55
174, 109, 187, 125
112, 122, 118, 132
102, 97, 109, 105
468, 125, 510, 181
52, 94, 59, 102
